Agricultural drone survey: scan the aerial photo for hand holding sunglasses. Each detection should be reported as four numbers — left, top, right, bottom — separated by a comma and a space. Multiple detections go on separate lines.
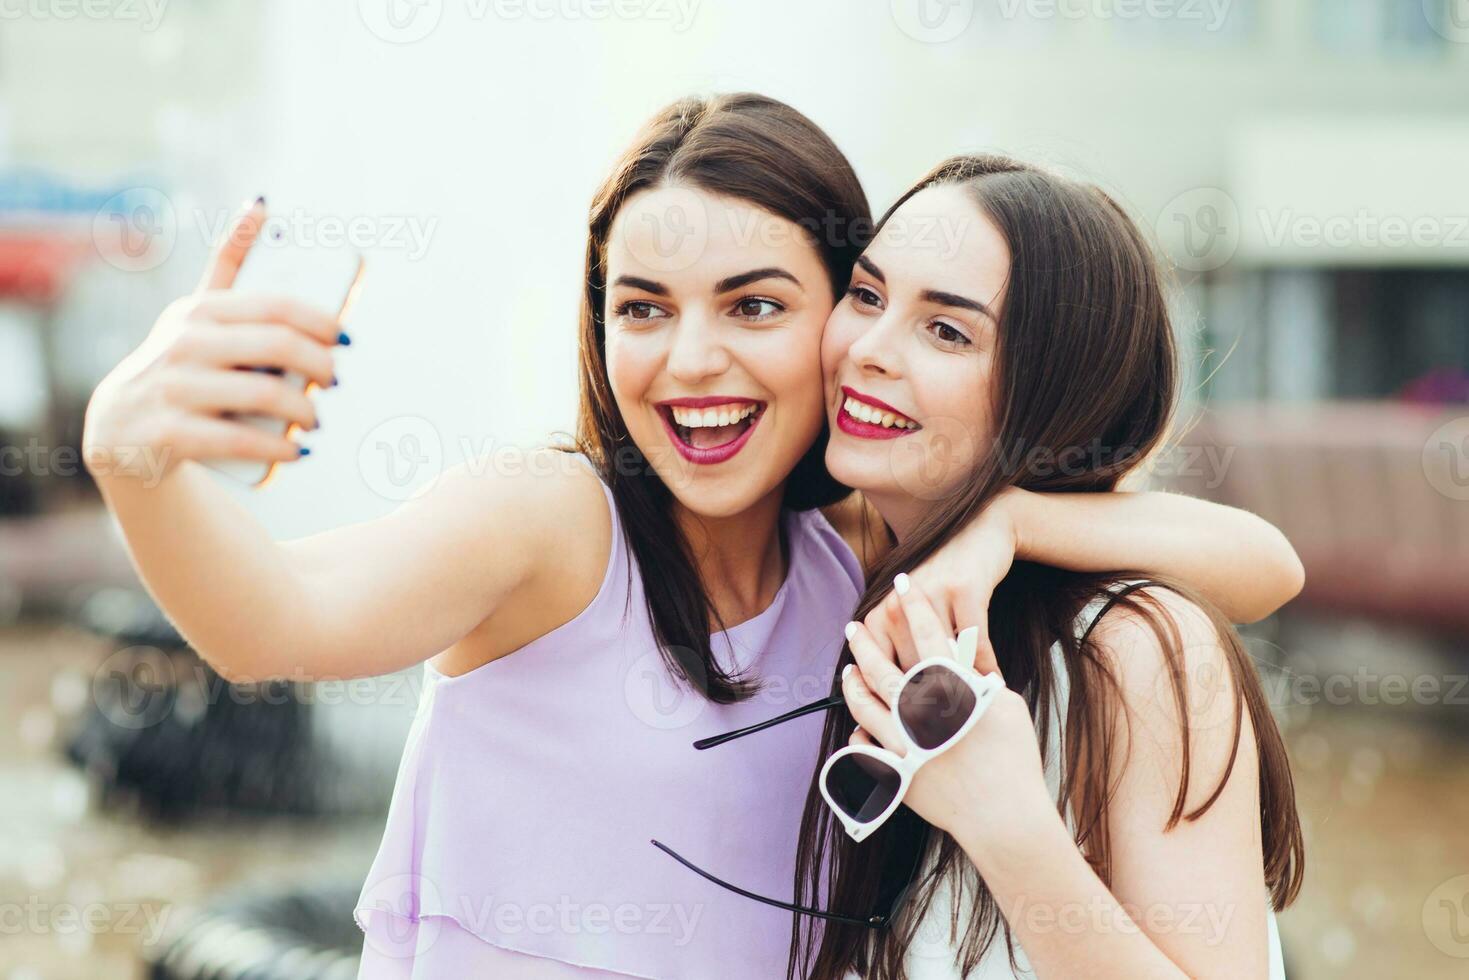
833, 573, 1053, 851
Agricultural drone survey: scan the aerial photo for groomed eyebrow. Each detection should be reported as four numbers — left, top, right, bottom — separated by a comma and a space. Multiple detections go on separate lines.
923, 289, 997, 322
859, 254, 997, 322
715, 267, 801, 294
855, 255, 884, 283
611, 275, 669, 296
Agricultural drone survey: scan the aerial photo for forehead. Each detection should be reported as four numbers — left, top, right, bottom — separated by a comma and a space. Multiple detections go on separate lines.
607, 185, 829, 291
868, 185, 1008, 301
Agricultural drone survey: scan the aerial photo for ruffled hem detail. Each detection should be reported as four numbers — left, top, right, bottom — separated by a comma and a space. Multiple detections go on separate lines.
355, 906, 656, 979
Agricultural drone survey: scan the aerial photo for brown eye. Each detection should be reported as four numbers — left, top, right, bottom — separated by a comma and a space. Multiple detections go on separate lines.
929, 321, 972, 347
847, 285, 882, 309
733, 298, 782, 319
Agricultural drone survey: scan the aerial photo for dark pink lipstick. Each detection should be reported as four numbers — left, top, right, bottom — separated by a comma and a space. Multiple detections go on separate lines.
655, 397, 767, 465
835, 385, 920, 441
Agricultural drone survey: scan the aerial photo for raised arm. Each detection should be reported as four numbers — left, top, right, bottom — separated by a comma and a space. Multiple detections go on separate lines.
82, 200, 606, 682
886, 487, 1301, 656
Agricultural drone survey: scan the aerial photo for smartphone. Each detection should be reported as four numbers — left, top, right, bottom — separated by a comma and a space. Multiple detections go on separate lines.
203, 237, 365, 487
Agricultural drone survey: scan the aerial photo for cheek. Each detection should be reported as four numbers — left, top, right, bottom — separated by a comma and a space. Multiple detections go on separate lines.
913, 356, 996, 472
820, 305, 861, 383
604, 329, 662, 406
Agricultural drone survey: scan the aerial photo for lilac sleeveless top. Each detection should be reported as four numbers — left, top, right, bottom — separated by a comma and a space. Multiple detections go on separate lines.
354, 462, 863, 979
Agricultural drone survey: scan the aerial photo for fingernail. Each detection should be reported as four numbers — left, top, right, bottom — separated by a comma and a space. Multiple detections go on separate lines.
842, 665, 853, 682
336, 330, 352, 346
844, 621, 859, 641
254, 195, 266, 206
311, 419, 321, 431
297, 445, 311, 457
894, 572, 910, 596
329, 374, 339, 388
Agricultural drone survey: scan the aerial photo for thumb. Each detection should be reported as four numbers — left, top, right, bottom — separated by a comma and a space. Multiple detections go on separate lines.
200, 196, 266, 291
953, 593, 1000, 679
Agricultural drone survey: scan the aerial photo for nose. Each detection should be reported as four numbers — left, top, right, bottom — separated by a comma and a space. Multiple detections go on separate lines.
665, 310, 732, 385
845, 311, 905, 380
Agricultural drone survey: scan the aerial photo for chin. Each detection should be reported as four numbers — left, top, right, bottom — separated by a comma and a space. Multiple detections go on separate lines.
647, 457, 776, 520
823, 437, 892, 497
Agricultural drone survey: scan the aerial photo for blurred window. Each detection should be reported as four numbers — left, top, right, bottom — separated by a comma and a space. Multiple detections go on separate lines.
1312, 0, 1450, 55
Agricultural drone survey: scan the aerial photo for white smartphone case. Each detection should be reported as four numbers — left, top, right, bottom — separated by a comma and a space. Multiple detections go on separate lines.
202, 238, 364, 487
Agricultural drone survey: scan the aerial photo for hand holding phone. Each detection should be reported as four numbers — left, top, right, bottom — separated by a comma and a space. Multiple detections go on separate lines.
205, 221, 365, 486
82, 199, 362, 489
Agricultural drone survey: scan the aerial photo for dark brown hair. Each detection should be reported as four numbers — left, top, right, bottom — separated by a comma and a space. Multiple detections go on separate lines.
790, 155, 1304, 979
571, 93, 871, 702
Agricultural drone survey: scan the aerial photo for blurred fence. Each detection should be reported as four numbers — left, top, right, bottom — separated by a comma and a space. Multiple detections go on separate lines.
1169, 401, 1469, 633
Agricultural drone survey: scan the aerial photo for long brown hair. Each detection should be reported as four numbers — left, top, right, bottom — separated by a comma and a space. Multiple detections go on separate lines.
571, 93, 870, 703
790, 155, 1304, 979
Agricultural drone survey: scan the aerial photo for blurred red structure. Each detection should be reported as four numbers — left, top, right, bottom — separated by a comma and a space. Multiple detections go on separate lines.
0, 232, 93, 303
1167, 402, 1469, 632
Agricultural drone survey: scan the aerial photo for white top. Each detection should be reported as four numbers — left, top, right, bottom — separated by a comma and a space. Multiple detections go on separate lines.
851, 586, 1285, 980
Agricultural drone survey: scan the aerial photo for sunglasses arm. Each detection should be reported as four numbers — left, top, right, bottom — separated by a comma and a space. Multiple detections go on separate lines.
649, 840, 886, 928
691, 693, 846, 750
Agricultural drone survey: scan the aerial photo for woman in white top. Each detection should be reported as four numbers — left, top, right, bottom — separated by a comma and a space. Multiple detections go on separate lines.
789, 155, 1303, 979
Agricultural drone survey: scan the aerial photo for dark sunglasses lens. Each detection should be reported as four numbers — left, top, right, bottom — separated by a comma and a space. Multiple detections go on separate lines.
897, 665, 977, 750
825, 753, 902, 823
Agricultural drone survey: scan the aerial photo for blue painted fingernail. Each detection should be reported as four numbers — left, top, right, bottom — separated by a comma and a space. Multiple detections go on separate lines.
337, 330, 352, 346
297, 446, 311, 457
329, 374, 339, 387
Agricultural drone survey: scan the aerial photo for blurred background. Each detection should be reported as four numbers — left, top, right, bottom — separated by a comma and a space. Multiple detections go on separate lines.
2, 0, 1467, 977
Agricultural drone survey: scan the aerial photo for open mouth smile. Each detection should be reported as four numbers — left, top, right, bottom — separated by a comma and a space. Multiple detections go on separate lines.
656, 396, 767, 465
835, 385, 922, 441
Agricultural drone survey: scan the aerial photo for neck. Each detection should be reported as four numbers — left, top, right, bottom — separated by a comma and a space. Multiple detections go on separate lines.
673, 485, 788, 628
861, 487, 926, 544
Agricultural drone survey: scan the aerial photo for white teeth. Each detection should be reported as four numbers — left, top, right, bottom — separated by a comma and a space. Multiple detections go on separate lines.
669, 403, 759, 427
843, 396, 916, 430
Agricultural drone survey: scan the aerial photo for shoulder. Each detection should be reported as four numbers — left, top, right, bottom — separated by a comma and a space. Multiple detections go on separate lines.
426, 450, 616, 674
1083, 586, 1248, 810
1085, 585, 1225, 690
414, 448, 613, 592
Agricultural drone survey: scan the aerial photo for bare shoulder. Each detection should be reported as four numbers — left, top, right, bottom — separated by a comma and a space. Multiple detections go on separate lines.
1086, 587, 1223, 674
412, 447, 606, 547
428, 449, 614, 675
1084, 586, 1250, 810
